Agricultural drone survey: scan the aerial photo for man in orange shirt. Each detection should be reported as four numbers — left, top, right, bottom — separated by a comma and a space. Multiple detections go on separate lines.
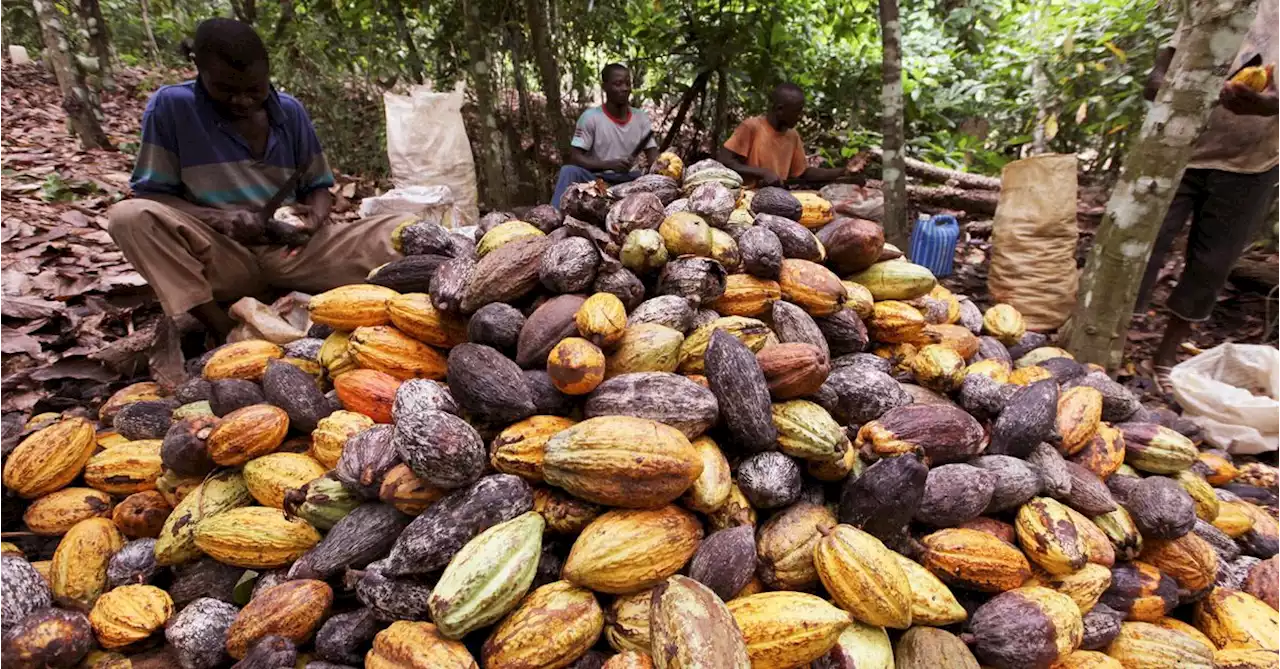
719, 83, 848, 187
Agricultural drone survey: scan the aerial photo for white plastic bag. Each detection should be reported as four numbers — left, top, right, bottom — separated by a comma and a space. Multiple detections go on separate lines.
358, 185, 455, 226
1169, 343, 1280, 454
383, 84, 479, 226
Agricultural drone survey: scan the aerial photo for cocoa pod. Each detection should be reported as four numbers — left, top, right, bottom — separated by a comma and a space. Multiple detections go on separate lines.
288, 503, 409, 580
165, 597, 239, 669
756, 213, 822, 261
1, 607, 94, 669
839, 453, 927, 545
462, 235, 551, 312
393, 410, 485, 490
737, 225, 784, 280
816, 216, 884, 274
973, 455, 1043, 514
208, 379, 265, 418
856, 404, 985, 465
1079, 604, 1123, 650
968, 586, 1083, 669
816, 308, 869, 357
649, 575, 751, 668
818, 366, 910, 425
429, 255, 476, 314
1, 556, 52, 634
629, 295, 695, 333
656, 257, 728, 308
988, 379, 1059, 458
704, 329, 777, 453
517, 295, 589, 369
738, 452, 801, 510
262, 359, 332, 433
593, 266, 646, 310
225, 580, 332, 659
893, 626, 980, 669
105, 538, 158, 588
314, 608, 380, 666
541, 237, 600, 293
1120, 476, 1196, 540
353, 567, 433, 622
584, 372, 718, 439
335, 424, 399, 498
687, 525, 757, 601
757, 502, 837, 591
918, 464, 997, 527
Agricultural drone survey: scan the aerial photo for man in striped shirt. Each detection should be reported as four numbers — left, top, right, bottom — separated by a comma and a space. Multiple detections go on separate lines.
108, 18, 407, 338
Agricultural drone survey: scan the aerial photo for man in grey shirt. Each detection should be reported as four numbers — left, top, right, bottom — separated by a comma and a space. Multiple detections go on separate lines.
551, 63, 659, 208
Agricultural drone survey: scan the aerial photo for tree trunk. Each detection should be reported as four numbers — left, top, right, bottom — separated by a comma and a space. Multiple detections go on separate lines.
906, 183, 1000, 215
138, 0, 160, 65
33, 0, 111, 150
878, 0, 909, 248
272, 0, 295, 43
229, 0, 256, 24
462, 0, 511, 210
1030, 60, 1052, 154
661, 70, 711, 152
1060, 0, 1258, 369
387, 0, 423, 84
525, 0, 569, 156
76, 0, 113, 90
710, 67, 729, 151
865, 147, 1002, 190
507, 25, 546, 198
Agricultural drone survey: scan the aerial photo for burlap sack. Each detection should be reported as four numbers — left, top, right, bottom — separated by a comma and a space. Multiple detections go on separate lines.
987, 154, 1079, 331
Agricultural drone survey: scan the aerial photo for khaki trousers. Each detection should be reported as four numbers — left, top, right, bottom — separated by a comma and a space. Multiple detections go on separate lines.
108, 198, 409, 318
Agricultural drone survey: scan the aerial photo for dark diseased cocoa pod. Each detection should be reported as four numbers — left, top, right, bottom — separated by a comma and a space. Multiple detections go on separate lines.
628, 295, 695, 333
1079, 604, 1123, 650
687, 525, 757, 601
391, 379, 459, 421
396, 220, 459, 256
770, 300, 830, 362
463, 235, 553, 313
584, 372, 719, 439
968, 589, 1068, 669
367, 254, 449, 293
561, 181, 612, 225
704, 329, 777, 453
839, 452, 927, 544
737, 225, 784, 280
656, 257, 727, 308
958, 374, 1015, 422
860, 404, 986, 465
114, 399, 179, 440
755, 213, 822, 261
540, 237, 599, 293
1099, 562, 1177, 621
973, 336, 1012, 364
815, 216, 884, 274
569, 650, 609, 669
467, 303, 526, 352
1007, 331, 1048, 359
1, 556, 52, 634
106, 538, 159, 588
377, 474, 533, 577
289, 503, 410, 581
972, 455, 1043, 514
1122, 476, 1196, 540
1195, 519, 1241, 564
1027, 442, 1073, 499
209, 379, 265, 417
166, 597, 240, 669
1061, 461, 1117, 516
917, 464, 996, 527
523, 204, 563, 233
523, 370, 576, 417
987, 379, 1058, 458
1040, 356, 1086, 383
262, 359, 332, 433
168, 558, 243, 606
429, 255, 476, 314
1065, 372, 1141, 423
815, 308, 869, 357
231, 636, 296, 669
393, 410, 486, 490
1, 607, 93, 669
447, 343, 536, 427
315, 608, 380, 666
175, 377, 213, 405
832, 352, 893, 375
738, 451, 801, 510
819, 367, 909, 426
517, 294, 588, 369
592, 266, 646, 311
353, 567, 433, 622
335, 424, 400, 498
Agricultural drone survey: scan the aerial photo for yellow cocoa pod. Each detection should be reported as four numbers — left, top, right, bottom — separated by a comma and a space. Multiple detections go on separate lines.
1118, 423, 1197, 474
807, 438, 860, 482
22, 487, 113, 536
649, 575, 752, 668
202, 340, 283, 381
226, 579, 333, 659
243, 452, 327, 509
1017, 346, 1074, 368
318, 330, 357, 377
308, 283, 399, 330
349, 325, 447, 381
911, 343, 965, 393
1214, 501, 1257, 538
727, 591, 853, 669
893, 553, 967, 626
677, 316, 775, 374
50, 517, 124, 611
1141, 532, 1219, 594
1057, 386, 1104, 456
867, 300, 927, 343
576, 292, 628, 350
843, 280, 875, 320
1026, 562, 1113, 614
606, 323, 684, 377
481, 580, 603, 669
814, 524, 912, 628
1212, 648, 1280, 669
846, 261, 936, 301
606, 588, 653, 653
1153, 617, 1215, 650
478, 220, 544, 257
387, 292, 469, 348
3, 417, 97, 499
1071, 422, 1127, 480
1017, 497, 1089, 575
1052, 650, 1123, 668
966, 358, 1012, 383
563, 505, 702, 595
1105, 621, 1214, 668
543, 416, 702, 508
83, 440, 163, 495
366, 621, 478, 669
983, 303, 1026, 346
1193, 587, 1279, 651
1093, 506, 1144, 563
756, 502, 837, 591
793, 191, 834, 229
772, 400, 845, 462
98, 382, 164, 423
603, 651, 655, 669
821, 620, 895, 668
1238, 503, 1279, 551
1010, 365, 1055, 385
1174, 470, 1220, 522
532, 486, 601, 535
153, 470, 252, 565
88, 584, 172, 649
96, 430, 130, 450
681, 435, 732, 513
309, 410, 373, 469
1232, 65, 1270, 92
923, 323, 979, 359
659, 211, 714, 256
707, 483, 756, 532
491, 415, 577, 482
1064, 506, 1117, 567
921, 527, 1032, 593
1194, 451, 1239, 486
713, 274, 782, 317
547, 337, 606, 395
206, 404, 289, 466
379, 463, 445, 516
193, 506, 320, 569
778, 258, 847, 316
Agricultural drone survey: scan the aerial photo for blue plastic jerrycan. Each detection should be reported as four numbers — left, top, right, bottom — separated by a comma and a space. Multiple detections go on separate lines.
908, 214, 960, 278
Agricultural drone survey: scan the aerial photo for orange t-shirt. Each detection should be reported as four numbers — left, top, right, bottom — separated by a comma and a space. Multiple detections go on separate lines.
723, 116, 808, 185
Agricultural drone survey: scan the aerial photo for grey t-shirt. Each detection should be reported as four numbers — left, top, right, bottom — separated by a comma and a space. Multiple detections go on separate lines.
571, 106, 657, 164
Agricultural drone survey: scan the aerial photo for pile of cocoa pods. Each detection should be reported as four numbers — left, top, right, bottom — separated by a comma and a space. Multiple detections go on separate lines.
2, 153, 1277, 669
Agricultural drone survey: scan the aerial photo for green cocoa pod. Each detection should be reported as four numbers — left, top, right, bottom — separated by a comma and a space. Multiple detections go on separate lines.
427, 511, 544, 639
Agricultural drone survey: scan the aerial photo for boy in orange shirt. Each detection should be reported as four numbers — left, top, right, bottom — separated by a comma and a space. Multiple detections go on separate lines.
719, 83, 848, 187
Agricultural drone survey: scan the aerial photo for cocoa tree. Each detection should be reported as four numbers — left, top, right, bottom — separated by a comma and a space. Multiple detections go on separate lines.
1060, 0, 1259, 368
76, 0, 113, 90
463, 0, 513, 210
525, 0, 570, 154
878, 0, 909, 248
32, 0, 112, 150
137, 0, 160, 65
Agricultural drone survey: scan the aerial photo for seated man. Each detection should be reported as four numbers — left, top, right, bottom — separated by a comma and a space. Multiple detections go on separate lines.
551, 63, 659, 208
719, 82, 848, 187
108, 18, 407, 339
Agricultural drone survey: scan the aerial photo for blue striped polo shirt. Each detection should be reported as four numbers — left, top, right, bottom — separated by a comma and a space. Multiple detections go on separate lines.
130, 80, 335, 209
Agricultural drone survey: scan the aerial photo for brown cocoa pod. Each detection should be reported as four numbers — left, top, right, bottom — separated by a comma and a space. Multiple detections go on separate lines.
105, 538, 158, 588
447, 343, 536, 427
230, 636, 296, 669
959, 374, 1016, 421
428, 255, 475, 314
161, 417, 219, 478
226, 580, 332, 659
396, 219, 462, 255
165, 597, 240, 669
770, 300, 830, 361
377, 474, 533, 576
628, 296, 695, 333
393, 410, 485, 490
819, 366, 910, 425
208, 379, 264, 417
1122, 477, 1196, 540
1, 556, 52, 634
168, 559, 241, 606
583, 372, 718, 439
918, 464, 997, 527
1062, 462, 1117, 516
517, 294, 588, 369
755, 213, 822, 261
367, 254, 450, 293
174, 377, 214, 405
262, 360, 332, 433
704, 329, 777, 453
314, 608, 380, 666
541, 237, 600, 293
524, 370, 576, 417
737, 225, 784, 279
288, 503, 410, 581
1, 607, 93, 669
1242, 556, 1278, 610
973, 455, 1043, 513
988, 379, 1059, 458
335, 424, 399, 498
894, 626, 980, 669
1099, 562, 1177, 622
738, 452, 801, 509
462, 235, 551, 313
687, 525, 757, 601
392, 380, 458, 420
815, 308, 869, 357
656, 257, 727, 308
606, 192, 666, 238
816, 216, 884, 274
1027, 442, 1073, 499
1040, 356, 1086, 383
593, 266, 646, 311
109, 490, 170, 539
856, 404, 985, 465
839, 452, 927, 545
756, 342, 829, 400
113, 400, 178, 441
467, 303, 525, 352
353, 567, 433, 622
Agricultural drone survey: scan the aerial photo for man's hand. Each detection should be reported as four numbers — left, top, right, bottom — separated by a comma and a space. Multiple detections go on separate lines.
757, 169, 783, 187
208, 209, 267, 245
288, 203, 328, 231
602, 158, 634, 173
1220, 79, 1279, 117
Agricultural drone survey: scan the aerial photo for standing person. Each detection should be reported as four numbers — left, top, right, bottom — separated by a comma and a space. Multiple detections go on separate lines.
1138, 0, 1278, 386
108, 18, 409, 340
719, 83, 849, 187
550, 63, 659, 208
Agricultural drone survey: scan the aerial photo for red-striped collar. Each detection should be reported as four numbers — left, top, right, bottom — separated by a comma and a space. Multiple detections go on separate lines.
602, 105, 632, 125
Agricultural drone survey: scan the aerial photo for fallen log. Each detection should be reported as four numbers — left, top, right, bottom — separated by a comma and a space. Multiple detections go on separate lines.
863, 148, 1003, 191
1228, 258, 1279, 294
906, 183, 999, 216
